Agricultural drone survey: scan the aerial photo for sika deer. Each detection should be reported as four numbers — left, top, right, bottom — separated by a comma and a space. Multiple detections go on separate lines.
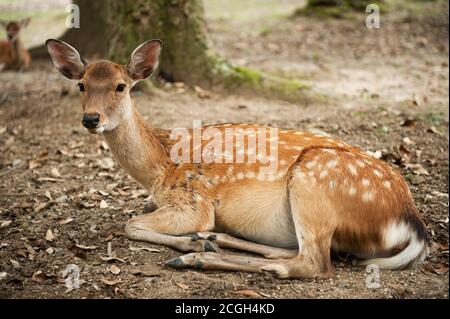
0, 18, 31, 71
46, 39, 429, 279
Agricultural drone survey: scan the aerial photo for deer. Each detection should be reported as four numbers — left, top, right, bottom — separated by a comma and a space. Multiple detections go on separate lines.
0, 18, 31, 71
45, 38, 429, 279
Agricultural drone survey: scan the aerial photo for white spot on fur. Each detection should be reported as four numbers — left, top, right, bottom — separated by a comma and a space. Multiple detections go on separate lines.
329, 180, 336, 190
374, 169, 383, 177
236, 172, 245, 180
245, 171, 256, 179
349, 187, 357, 196
383, 180, 391, 189
347, 163, 357, 176
362, 191, 375, 202
356, 160, 365, 168
305, 161, 316, 169
327, 159, 338, 168
362, 179, 370, 187
319, 170, 328, 179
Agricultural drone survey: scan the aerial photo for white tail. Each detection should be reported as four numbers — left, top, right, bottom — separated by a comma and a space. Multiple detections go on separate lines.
46, 39, 429, 279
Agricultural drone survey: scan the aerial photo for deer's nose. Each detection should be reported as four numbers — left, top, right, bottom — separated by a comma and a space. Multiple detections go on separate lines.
82, 113, 100, 129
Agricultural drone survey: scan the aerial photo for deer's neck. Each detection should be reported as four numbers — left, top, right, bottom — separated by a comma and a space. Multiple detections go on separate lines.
103, 100, 170, 190
11, 38, 24, 63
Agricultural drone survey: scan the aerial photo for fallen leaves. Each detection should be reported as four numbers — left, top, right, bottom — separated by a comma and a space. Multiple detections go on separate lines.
50, 168, 61, 178
100, 278, 121, 286
109, 265, 121, 275
0, 220, 12, 229
175, 282, 189, 290
404, 163, 429, 176
45, 229, 55, 241
32, 270, 55, 283
129, 246, 161, 253
75, 244, 98, 250
99, 200, 108, 209
130, 266, 160, 277
59, 217, 74, 225
233, 289, 262, 298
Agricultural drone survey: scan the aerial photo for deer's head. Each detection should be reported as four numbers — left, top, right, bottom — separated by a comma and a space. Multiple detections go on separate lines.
0, 18, 31, 42
46, 39, 161, 134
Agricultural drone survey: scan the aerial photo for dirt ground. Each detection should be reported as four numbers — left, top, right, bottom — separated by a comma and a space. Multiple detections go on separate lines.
0, 1, 448, 299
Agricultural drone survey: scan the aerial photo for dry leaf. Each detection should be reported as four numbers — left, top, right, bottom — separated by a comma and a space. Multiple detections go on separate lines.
175, 282, 189, 290
233, 289, 262, 298
130, 267, 160, 277
431, 191, 448, 199
100, 256, 127, 263
110, 265, 121, 275
402, 137, 415, 145
130, 189, 147, 199
37, 177, 62, 182
129, 246, 161, 253
10, 259, 20, 269
398, 145, 411, 163
45, 229, 54, 242
34, 202, 49, 213
32, 270, 54, 283
59, 217, 74, 225
404, 163, 429, 176
100, 278, 121, 286
50, 168, 61, 178
427, 126, 444, 136
75, 244, 98, 250
99, 200, 108, 209
194, 86, 211, 99
46, 247, 54, 255
401, 119, 416, 128
0, 220, 12, 229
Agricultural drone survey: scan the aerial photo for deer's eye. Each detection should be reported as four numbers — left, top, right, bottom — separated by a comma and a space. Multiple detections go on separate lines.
116, 84, 126, 92
77, 83, 85, 92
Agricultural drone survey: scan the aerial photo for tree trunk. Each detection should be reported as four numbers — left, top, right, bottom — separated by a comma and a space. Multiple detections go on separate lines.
33, 0, 311, 101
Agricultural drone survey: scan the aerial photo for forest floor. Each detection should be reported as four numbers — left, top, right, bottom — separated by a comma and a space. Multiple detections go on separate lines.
0, 1, 448, 299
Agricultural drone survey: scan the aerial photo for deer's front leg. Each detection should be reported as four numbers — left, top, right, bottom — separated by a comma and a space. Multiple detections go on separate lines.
125, 205, 219, 253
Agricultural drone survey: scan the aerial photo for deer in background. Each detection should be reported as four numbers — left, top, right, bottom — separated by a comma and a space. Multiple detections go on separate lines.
45, 38, 429, 279
0, 18, 31, 71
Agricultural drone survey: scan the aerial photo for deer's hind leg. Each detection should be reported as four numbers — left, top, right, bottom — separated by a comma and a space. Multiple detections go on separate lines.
166, 171, 336, 279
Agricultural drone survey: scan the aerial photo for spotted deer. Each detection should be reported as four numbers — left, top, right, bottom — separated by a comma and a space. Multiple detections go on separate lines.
0, 18, 31, 71
45, 38, 429, 279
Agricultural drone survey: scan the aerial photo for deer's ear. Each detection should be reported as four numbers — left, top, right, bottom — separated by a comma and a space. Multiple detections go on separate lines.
46, 39, 85, 80
127, 39, 162, 81
20, 17, 31, 28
